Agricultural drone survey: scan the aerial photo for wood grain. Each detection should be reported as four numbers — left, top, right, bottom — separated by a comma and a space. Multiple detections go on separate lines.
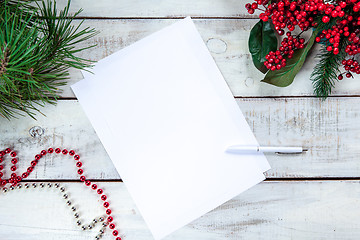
1, 181, 360, 240
57, 0, 256, 18
61, 19, 360, 98
1, 98, 359, 179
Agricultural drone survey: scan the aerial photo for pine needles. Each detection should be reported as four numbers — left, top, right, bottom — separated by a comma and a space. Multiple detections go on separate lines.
0, 0, 97, 119
311, 39, 347, 99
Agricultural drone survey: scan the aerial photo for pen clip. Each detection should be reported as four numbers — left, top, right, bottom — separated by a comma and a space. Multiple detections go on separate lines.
275, 148, 308, 155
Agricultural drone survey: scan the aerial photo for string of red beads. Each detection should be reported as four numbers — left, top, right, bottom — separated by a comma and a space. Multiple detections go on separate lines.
0, 147, 122, 240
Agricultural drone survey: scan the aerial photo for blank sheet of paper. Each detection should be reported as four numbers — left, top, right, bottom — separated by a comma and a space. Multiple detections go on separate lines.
72, 17, 270, 240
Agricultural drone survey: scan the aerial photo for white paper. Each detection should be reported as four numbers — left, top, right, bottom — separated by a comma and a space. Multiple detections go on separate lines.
72, 17, 270, 240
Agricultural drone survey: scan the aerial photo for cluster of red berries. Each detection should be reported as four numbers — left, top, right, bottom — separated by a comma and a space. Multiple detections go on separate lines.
338, 59, 360, 79
315, 27, 342, 55
246, 0, 360, 79
246, 0, 318, 35
264, 32, 306, 71
315, 13, 360, 79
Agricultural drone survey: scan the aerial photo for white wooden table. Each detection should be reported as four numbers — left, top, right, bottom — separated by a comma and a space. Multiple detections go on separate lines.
1, 1, 360, 239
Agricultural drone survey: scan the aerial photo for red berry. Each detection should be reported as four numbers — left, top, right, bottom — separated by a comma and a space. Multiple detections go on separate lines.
322, 16, 330, 23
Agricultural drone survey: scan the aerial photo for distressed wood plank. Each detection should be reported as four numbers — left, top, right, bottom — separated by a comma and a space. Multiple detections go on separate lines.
57, 0, 255, 18
62, 19, 360, 98
1, 181, 360, 239
1, 98, 360, 179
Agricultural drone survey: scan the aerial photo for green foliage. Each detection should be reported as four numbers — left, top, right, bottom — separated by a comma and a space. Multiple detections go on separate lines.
261, 28, 319, 87
311, 39, 347, 99
248, 20, 278, 74
0, 0, 97, 119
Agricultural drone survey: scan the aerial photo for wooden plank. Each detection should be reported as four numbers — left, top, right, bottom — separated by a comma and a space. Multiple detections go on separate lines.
1, 181, 360, 239
61, 19, 360, 98
1, 98, 359, 179
58, 0, 255, 18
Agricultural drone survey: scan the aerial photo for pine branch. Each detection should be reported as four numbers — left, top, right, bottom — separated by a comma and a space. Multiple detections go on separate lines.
311, 39, 347, 99
0, 0, 97, 120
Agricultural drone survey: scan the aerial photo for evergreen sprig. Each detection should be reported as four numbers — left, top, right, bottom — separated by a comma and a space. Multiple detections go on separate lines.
311, 39, 347, 99
0, 0, 97, 119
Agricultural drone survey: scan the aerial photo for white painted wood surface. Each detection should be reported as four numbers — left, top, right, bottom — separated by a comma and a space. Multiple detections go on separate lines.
1, 0, 360, 239
58, 0, 257, 18
63, 19, 360, 98
1, 98, 360, 179
1, 181, 360, 240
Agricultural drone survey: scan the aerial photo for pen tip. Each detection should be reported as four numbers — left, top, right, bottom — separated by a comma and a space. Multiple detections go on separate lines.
303, 148, 309, 152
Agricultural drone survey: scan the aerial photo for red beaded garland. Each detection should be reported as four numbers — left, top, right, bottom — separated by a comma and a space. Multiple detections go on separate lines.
0, 147, 121, 240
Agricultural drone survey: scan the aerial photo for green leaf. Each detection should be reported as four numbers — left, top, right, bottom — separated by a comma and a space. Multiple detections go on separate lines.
261, 29, 319, 87
248, 20, 278, 74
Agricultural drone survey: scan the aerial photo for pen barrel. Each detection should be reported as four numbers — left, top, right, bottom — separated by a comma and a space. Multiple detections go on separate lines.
226, 145, 304, 153
258, 146, 303, 153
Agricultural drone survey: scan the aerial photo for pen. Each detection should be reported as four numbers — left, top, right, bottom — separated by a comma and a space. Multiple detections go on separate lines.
226, 145, 308, 154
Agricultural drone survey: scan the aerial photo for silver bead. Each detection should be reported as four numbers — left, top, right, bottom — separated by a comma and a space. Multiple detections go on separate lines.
17, 184, 22, 189
95, 236, 100, 240
66, 200, 71, 206
39, 183, 45, 188
60, 187, 65, 192
88, 224, 93, 230
3, 188, 8, 193
32, 183, 37, 188
99, 228, 105, 234
71, 206, 76, 212
63, 194, 68, 199
54, 183, 60, 188
99, 217, 104, 222
24, 183, 30, 188
47, 183, 52, 188
9, 186, 15, 191
74, 213, 79, 218
93, 219, 98, 224
102, 222, 108, 227
82, 225, 87, 231
77, 220, 81, 226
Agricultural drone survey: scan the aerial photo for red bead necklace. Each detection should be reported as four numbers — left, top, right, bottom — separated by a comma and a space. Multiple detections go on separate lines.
0, 147, 121, 240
